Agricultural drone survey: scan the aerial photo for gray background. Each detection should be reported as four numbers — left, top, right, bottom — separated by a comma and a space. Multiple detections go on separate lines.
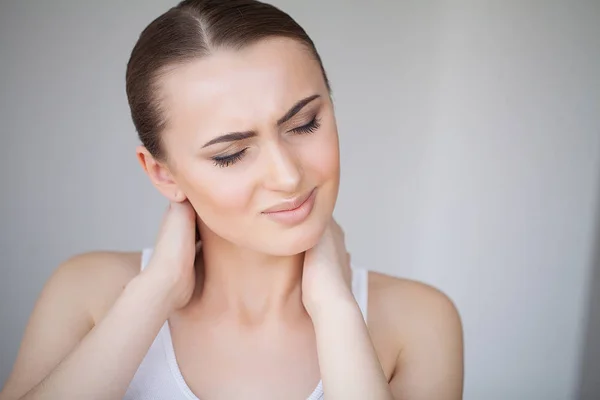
1, 1, 599, 399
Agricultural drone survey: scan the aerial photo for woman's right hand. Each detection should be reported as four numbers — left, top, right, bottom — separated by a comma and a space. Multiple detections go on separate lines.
0, 199, 201, 400
143, 200, 199, 311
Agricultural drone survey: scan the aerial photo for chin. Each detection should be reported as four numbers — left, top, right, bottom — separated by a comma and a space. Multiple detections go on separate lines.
258, 217, 329, 257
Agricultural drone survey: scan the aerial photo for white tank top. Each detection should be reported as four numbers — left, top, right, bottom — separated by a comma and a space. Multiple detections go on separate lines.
124, 248, 369, 400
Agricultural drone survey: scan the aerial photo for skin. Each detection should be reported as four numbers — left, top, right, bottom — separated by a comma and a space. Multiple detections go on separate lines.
0, 38, 463, 400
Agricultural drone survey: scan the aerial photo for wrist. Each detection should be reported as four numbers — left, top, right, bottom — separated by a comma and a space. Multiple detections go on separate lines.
304, 290, 359, 323
129, 269, 179, 315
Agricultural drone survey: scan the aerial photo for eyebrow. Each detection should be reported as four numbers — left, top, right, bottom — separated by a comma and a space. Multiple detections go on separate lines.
201, 94, 321, 148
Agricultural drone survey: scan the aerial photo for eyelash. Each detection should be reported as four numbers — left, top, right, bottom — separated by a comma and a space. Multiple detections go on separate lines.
211, 116, 321, 168
291, 116, 321, 134
212, 148, 248, 168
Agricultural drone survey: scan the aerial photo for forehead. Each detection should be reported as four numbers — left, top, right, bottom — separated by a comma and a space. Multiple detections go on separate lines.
159, 38, 326, 135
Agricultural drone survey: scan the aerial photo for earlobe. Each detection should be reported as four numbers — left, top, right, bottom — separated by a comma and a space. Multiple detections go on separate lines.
172, 190, 188, 203
135, 145, 186, 202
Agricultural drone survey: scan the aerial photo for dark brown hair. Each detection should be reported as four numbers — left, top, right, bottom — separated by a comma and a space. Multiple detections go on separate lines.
125, 0, 330, 161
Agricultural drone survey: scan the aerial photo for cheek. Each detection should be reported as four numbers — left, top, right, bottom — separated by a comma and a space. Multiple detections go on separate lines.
302, 127, 340, 183
204, 176, 253, 211
182, 168, 256, 227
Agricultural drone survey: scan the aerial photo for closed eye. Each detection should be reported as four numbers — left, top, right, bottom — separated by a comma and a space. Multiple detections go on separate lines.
211, 148, 248, 168
289, 116, 321, 134
210, 116, 321, 168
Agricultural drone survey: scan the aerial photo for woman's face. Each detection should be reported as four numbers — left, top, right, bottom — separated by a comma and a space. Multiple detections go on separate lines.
153, 38, 340, 256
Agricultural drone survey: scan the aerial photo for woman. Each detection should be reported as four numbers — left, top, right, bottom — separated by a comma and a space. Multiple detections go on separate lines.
0, 1, 463, 399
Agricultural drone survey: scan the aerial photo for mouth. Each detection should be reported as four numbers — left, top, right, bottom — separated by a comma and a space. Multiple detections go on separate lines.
261, 188, 317, 225
262, 188, 316, 213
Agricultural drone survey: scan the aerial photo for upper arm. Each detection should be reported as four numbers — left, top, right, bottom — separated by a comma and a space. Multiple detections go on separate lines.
388, 282, 464, 400
0, 252, 138, 400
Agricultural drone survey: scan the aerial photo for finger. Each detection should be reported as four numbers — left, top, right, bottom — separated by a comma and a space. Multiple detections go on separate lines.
331, 218, 343, 234
170, 200, 195, 218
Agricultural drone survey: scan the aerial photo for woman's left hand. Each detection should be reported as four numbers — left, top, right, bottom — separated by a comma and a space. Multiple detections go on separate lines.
301, 218, 355, 318
302, 219, 393, 399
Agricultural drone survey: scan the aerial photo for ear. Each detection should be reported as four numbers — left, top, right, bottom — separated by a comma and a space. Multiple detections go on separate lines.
136, 145, 187, 203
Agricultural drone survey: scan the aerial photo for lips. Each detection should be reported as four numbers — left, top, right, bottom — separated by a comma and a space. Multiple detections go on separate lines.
262, 188, 315, 213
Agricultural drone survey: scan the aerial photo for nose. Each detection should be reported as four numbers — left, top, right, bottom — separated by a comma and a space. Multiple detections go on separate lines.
262, 140, 303, 193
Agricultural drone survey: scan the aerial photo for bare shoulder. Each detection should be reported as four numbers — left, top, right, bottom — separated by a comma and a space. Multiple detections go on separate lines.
367, 271, 461, 328
48, 250, 142, 323
58, 250, 142, 280
367, 271, 464, 398
0, 251, 143, 399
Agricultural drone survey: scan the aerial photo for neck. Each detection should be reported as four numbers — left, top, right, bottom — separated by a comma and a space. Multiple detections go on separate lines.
193, 230, 307, 325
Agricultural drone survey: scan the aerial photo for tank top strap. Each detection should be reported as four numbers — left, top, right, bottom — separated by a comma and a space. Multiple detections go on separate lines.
140, 247, 154, 272
351, 265, 369, 323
